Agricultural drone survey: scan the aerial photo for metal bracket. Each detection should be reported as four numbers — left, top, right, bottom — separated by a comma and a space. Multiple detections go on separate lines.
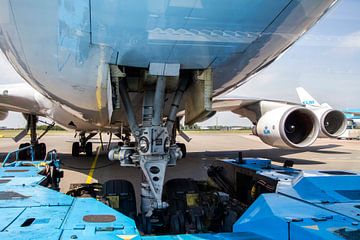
178, 129, 192, 143
149, 63, 180, 77
140, 157, 168, 209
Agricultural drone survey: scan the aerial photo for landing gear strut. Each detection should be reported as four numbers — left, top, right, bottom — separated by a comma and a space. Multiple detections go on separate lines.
72, 132, 96, 157
108, 64, 187, 229
17, 114, 54, 160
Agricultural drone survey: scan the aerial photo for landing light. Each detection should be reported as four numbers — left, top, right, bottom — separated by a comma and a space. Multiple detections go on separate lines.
139, 137, 149, 153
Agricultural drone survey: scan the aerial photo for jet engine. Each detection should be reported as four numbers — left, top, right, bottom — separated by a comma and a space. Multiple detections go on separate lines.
256, 106, 319, 148
0, 110, 8, 121
312, 108, 347, 138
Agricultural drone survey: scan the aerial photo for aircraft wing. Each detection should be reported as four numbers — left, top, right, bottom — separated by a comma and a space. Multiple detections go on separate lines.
0, 83, 47, 117
0, 83, 121, 133
213, 97, 299, 111
212, 97, 261, 112
0, 83, 55, 142
212, 97, 299, 123
343, 111, 360, 117
212, 94, 347, 141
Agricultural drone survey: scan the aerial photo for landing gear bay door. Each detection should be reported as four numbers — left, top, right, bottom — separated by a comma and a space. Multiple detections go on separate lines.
185, 69, 215, 126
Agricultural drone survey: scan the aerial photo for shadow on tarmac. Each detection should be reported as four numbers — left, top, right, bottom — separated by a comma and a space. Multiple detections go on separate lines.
190, 144, 348, 166
0, 143, 349, 186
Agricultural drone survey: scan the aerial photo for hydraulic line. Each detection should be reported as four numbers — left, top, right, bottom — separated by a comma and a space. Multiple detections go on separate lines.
166, 78, 188, 136
152, 76, 166, 126
118, 80, 140, 137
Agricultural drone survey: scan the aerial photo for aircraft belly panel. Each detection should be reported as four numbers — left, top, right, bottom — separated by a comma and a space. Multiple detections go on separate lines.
212, 0, 338, 95
0, 0, 337, 125
90, 0, 291, 68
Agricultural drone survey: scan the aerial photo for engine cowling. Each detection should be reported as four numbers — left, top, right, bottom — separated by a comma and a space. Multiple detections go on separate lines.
312, 108, 347, 138
0, 110, 8, 121
256, 106, 319, 148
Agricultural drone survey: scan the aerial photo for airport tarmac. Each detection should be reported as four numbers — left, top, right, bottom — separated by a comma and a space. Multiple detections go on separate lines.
1, 132, 360, 198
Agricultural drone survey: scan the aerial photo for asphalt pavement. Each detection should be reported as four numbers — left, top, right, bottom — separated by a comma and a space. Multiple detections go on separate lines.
1, 132, 360, 198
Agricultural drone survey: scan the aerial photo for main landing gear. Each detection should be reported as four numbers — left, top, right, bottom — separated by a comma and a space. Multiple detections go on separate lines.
108, 64, 189, 233
71, 132, 96, 157
17, 114, 54, 160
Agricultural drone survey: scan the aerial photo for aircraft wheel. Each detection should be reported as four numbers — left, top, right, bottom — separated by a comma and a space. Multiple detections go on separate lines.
194, 215, 203, 232
140, 214, 152, 234
177, 143, 187, 158
102, 179, 137, 219
169, 212, 185, 234
18, 143, 31, 160
72, 142, 80, 157
40, 143, 46, 159
85, 142, 93, 157
35, 143, 46, 160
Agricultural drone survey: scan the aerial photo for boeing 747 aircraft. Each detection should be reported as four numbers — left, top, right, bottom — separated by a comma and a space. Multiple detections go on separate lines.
0, 0, 338, 225
0, 80, 346, 156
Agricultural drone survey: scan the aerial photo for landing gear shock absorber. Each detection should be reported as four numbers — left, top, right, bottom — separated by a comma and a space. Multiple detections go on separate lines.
18, 114, 52, 160
72, 132, 97, 157
108, 64, 187, 228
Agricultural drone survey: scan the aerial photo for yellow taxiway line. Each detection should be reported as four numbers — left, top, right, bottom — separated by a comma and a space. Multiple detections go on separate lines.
86, 146, 101, 184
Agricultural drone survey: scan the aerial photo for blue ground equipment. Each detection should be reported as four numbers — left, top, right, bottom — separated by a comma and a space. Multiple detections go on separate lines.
0, 147, 359, 239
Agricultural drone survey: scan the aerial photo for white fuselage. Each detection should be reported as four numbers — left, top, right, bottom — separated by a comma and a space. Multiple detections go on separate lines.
0, 83, 112, 131
0, 0, 337, 129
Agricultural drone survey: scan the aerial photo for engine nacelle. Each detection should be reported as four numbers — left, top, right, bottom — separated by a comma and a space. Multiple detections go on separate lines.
256, 106, 319, 148
312, 108, 347, 138
0, 110, 9, 121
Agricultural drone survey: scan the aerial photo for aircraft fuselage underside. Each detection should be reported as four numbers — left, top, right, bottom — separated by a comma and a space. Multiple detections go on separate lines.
0, 0, 337, 128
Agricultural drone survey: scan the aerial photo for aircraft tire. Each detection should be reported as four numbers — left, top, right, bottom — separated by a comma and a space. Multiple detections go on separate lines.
18, 143, 31, 160
85, 142, 93, 157
169, 212, 185, 234
35, 143, 46, 160
140, 214, 152, 234
177, 143, 187, 158
72, 142, 80, 157
102, 179, 137, 219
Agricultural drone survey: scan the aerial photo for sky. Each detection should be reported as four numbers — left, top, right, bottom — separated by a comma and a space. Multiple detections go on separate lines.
0, 0, 360, 128
202, 0, 360, 126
